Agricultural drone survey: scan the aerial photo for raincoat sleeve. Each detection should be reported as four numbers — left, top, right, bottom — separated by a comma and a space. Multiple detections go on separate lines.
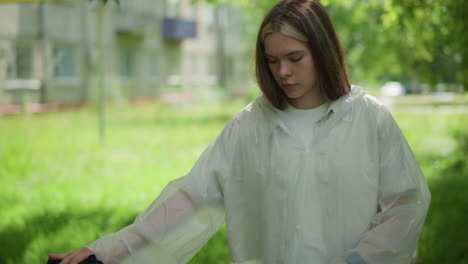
340, 105, 431, 264
85, 120, 239, 264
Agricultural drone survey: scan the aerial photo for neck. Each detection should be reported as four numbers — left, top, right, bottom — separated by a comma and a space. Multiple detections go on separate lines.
288, 95, 327, 109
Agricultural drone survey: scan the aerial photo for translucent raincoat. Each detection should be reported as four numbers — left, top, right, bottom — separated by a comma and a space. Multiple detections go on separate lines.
86, 86, 430, 264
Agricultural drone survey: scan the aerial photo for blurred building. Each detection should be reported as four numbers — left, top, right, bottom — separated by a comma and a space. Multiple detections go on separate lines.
0, 0, 249, 107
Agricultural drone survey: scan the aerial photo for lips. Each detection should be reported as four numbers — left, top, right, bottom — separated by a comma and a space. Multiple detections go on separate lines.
282, 83, 297, 89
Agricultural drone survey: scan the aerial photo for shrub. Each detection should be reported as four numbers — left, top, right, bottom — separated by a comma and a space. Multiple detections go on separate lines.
418, 129, 468, 264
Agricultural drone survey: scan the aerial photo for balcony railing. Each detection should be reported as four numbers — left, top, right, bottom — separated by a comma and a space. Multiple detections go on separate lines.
162, 17, 197, 40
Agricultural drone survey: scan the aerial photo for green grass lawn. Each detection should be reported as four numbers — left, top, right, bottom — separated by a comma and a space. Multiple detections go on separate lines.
0, 98, 466, 264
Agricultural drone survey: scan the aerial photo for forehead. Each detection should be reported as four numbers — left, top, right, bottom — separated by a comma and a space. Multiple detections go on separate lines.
263, 32, 309, 56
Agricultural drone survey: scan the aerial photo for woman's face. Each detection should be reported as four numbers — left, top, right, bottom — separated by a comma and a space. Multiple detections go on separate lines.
263, 32, 324, 109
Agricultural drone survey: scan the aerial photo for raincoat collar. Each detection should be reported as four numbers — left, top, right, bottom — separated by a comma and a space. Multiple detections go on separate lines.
256, 85, 363, 135
324, 85, 363, 123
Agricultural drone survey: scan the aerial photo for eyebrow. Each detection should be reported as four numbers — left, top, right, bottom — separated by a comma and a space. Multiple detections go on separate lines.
265, 50, 305, 58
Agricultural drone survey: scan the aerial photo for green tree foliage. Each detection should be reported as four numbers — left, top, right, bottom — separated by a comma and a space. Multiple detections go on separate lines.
385, 0, 467, 90
203, 0, 466, 91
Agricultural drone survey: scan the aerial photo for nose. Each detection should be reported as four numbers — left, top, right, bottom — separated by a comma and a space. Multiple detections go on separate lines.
279, 62, 292, 79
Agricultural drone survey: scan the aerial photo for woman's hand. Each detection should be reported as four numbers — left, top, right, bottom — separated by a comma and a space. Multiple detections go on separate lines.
48, 247, 94, 264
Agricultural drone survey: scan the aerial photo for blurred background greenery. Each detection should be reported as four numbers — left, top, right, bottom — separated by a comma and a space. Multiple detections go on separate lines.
1, 97, 467, 264
0, 0, 467, 263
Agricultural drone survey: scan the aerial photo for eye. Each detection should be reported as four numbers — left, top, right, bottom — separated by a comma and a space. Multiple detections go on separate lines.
290, 56, 303, 63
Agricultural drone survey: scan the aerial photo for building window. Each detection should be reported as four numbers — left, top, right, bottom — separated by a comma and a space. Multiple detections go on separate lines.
53, 45, 78, 78
201, 6, 214, 27
165, 0, 180, 17
119, 46, 136, 80
7, 42, 34, 79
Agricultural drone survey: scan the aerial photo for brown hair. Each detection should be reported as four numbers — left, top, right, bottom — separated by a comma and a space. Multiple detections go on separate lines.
255, 0, 350, 109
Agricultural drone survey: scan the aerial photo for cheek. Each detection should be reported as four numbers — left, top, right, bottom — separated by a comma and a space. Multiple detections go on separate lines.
298, 61, 316, 80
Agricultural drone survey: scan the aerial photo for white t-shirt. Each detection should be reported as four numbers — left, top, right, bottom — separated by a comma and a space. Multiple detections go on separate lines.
282, 102, 329, 147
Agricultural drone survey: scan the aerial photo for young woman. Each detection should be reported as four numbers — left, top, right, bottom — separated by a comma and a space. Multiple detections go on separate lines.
49, 0, 430, 263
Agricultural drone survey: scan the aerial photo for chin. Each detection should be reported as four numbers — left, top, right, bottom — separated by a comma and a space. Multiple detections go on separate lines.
283, 91, 303, 99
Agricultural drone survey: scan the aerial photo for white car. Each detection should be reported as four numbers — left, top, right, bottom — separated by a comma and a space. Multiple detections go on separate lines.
380, 82, 405, 97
